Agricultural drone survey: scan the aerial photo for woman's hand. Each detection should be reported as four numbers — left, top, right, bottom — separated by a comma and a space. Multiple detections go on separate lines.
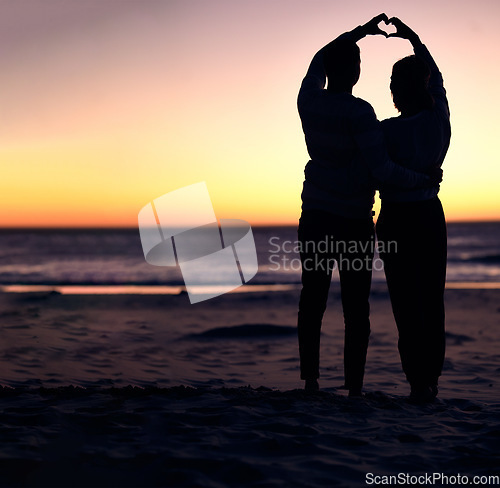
387, 17, 421, 45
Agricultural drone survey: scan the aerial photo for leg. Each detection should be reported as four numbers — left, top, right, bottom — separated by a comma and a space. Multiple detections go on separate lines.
297, 259, 333, 381
377, 211, 422, 386
377, 198, 447, 395
416, 198, 447, 387
337, 218, 374, 392
297, 212, 336, 381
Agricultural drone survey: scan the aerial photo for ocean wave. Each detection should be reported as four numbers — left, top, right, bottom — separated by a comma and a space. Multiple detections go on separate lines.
448, 254, 500, 264
185, 324, 296, 339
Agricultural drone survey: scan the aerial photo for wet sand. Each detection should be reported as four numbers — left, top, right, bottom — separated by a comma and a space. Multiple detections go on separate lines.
0, 286, 499, 487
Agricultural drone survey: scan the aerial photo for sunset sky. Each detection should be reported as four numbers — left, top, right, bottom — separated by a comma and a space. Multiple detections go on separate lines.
0, 0, 499, 226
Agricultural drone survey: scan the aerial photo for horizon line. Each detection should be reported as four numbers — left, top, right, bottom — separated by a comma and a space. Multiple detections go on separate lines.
0, 219, 499, 230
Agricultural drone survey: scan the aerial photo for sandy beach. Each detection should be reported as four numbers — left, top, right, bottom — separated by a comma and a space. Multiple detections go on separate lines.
0, 286, 499, 487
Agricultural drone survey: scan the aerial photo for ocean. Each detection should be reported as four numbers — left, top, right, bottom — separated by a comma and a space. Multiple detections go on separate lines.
0, 222, 499, 291
0, 224, 499, 486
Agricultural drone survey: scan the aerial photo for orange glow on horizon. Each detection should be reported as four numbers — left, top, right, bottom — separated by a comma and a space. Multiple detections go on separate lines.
0, 1, 499, 227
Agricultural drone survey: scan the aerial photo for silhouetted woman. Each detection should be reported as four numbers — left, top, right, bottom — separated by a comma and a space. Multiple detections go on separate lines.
376, 18, 451, 403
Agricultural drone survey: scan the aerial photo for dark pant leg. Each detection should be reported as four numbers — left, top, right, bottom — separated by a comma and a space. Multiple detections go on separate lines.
415, 199, 447, 386
297, 211, 336, 380
297, 211, 374, 386
337, 219, 374, 390
377, 207, 420, 384
376, 198, 447, 388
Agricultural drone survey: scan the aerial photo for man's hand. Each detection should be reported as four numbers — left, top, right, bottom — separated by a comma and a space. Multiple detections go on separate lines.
386, 17, 421, 45
361, 13, 389, 37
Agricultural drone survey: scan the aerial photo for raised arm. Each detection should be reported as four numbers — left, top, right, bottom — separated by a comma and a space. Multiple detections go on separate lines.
387, 17, 449, 118
298, 14, 389, 95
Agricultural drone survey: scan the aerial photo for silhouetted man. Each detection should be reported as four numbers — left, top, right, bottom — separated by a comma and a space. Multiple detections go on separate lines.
297, 14, 435, 395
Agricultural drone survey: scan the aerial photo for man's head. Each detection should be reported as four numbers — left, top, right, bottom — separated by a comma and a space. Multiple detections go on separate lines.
324, 39, 361, 93
390, 55, 434, 116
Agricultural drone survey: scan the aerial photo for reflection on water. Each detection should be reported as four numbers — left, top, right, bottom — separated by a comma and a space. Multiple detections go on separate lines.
1, 282, 499, 295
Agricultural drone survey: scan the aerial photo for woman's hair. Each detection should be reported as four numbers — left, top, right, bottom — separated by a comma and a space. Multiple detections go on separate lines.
390, 55, 434, 115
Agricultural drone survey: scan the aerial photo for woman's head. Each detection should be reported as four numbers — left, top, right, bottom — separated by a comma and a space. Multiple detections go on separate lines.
390, 55, 434, 116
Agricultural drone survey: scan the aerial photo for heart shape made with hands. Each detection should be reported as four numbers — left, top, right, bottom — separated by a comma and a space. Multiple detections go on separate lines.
377, 19, 397, 37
